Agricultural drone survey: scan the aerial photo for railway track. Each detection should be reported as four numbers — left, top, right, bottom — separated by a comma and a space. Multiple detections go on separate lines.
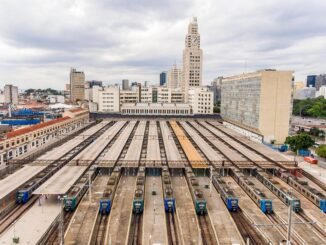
93, 215, 109, 245
197, 215, 218, 245
301, 170, 326, 192
128, 214, 142, 245
166, 212, 179, 245
0, 196, 38, 234
231, 209, 267, 245
299, 212, 326, 241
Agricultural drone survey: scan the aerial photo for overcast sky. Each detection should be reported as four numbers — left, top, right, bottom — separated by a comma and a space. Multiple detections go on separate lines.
0, 0, 326, 90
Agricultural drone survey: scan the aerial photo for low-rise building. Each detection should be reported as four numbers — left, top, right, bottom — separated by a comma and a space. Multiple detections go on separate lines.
294, 87, 316, 100
0, 108, 89, 169
121, 103, 192, 115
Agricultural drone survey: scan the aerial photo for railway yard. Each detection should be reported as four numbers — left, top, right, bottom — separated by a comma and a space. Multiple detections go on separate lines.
0, 119, 325, 245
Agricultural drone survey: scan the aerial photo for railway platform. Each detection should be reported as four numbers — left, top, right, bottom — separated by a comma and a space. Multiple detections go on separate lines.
0, 196, 60, 244
104, 176, 136, 244
64, 175, 109, 244
171, 176, 200, 244
142, 176, 167, 245
197, 177, 244, 244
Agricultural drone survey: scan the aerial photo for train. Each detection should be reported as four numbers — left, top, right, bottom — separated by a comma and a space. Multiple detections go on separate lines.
16, 163, 59, 204
133, 167, 146, 214
233, 169, 273, 214
255, 169, 301, 212
99, 167, 122, 215
162, 166, 176, 212
64, 168, 97, 211
184, 167, 207, 215
16, 123, 110, 204
212, 173, 238, 212
278, 169, 326, 213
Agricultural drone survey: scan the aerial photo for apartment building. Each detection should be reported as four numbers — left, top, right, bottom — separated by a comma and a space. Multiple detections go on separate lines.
4, 84, 18, 105
221, 69, 293, 143
167, 64, 183, 89
70, 68, 85, 103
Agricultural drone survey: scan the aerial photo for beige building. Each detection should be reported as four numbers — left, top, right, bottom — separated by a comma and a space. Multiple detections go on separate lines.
182, 17, 203, 100
98, 86, 120, 113
167, 64, 183, 89
120, 89, 139, 104
121, 103, 192, 115
188, 87, 213, 114
70, 68, 85, 103
221, 70, 294, 143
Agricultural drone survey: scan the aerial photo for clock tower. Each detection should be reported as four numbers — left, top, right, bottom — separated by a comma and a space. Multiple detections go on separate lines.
182, 17, 203, 100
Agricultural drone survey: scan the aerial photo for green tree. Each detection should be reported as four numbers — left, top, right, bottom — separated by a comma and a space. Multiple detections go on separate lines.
316, 145, 326, 158
292, 97, 326, 118
285, 133, 315, 153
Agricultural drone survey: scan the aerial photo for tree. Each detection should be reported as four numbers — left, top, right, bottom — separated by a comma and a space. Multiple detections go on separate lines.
292, 97, 326, 118
285, 133, 315, 153
316, 145, 326, 158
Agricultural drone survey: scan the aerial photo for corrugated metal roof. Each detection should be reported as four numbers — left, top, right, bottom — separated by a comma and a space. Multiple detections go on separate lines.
1, 116, 70, 140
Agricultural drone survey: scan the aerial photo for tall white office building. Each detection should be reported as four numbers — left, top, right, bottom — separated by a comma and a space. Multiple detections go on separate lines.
182, 17, 203, 101
167, 64, 183, 89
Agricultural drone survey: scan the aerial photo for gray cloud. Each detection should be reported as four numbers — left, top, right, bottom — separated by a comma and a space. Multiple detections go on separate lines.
0, 0, 325, 89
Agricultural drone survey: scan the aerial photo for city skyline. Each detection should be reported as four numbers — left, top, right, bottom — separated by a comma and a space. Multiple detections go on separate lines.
0, 0, 326, 89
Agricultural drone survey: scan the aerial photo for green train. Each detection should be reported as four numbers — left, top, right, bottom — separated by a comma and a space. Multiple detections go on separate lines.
133, 167, 146, 214
184, 167, 207, 215
64, 169, 97, 211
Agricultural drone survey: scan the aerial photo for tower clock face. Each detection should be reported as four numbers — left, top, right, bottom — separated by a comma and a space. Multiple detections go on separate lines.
191, 36, 199, 46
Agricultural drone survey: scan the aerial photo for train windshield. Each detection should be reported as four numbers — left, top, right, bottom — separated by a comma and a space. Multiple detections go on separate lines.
231, 200, 238, 205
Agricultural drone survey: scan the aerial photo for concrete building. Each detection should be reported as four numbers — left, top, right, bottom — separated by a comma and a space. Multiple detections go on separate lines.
4, 84, 18, 105
316, 74, 326, 91
167, 64, 183, 89
221, 70, 293, 143
294, 87, 316, 100
171, 89, 185, 103
121, 103, 192, 115
316, 85, 326, 98
122, 79, 130, 90
182, 17, 203, 100
98, 86, 120, 113
120, 90, 139, 104
188, 87, 213, 114
70, 68, 85, 103
159, 72, 167, 86
48, 95, 65, 104
85, 80, 102, 89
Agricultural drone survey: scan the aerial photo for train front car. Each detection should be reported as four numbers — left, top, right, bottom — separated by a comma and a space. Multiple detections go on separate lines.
194, 189, 207, 215
260, 199, 273, 214
133, 189, 144, 214
164, 187, 175, 213
64, 196, 77, 212
320, 200, 326, 213
225, 196, 238, 212
16, 190, 29, 204
99, 189, 112, 215
291, 199, 301, 213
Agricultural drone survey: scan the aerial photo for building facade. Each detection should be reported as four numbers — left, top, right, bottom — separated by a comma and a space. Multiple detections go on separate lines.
167, 64, 183, 89
294, 87, 316, 100
316, 86, 326, 98
122, 79, 130, 90
70, 68, 85, 103
4, 84, 18, 105
221, 70, 293, 143
188, 87, 213, 114
98, 86, 120, 113
182, 17, 203, 100
121, 103, 192, 115
208, 77, 222, 104
316, 74, 326, 91
159, 72, 167, 86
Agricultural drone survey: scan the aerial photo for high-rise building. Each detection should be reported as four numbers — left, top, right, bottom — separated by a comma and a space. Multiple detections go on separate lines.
167, 64, 183, 89
316, 74, 326, 91
307, 75, 317, 87
221, 70, 293, 144
85, 80, 103, 88
122, 79, 130, 90
208, 77, 222, 104
70, 68, 85, 103
159, 72, 167, 86
4, 84, 18, 105
182, 17, 203, 100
